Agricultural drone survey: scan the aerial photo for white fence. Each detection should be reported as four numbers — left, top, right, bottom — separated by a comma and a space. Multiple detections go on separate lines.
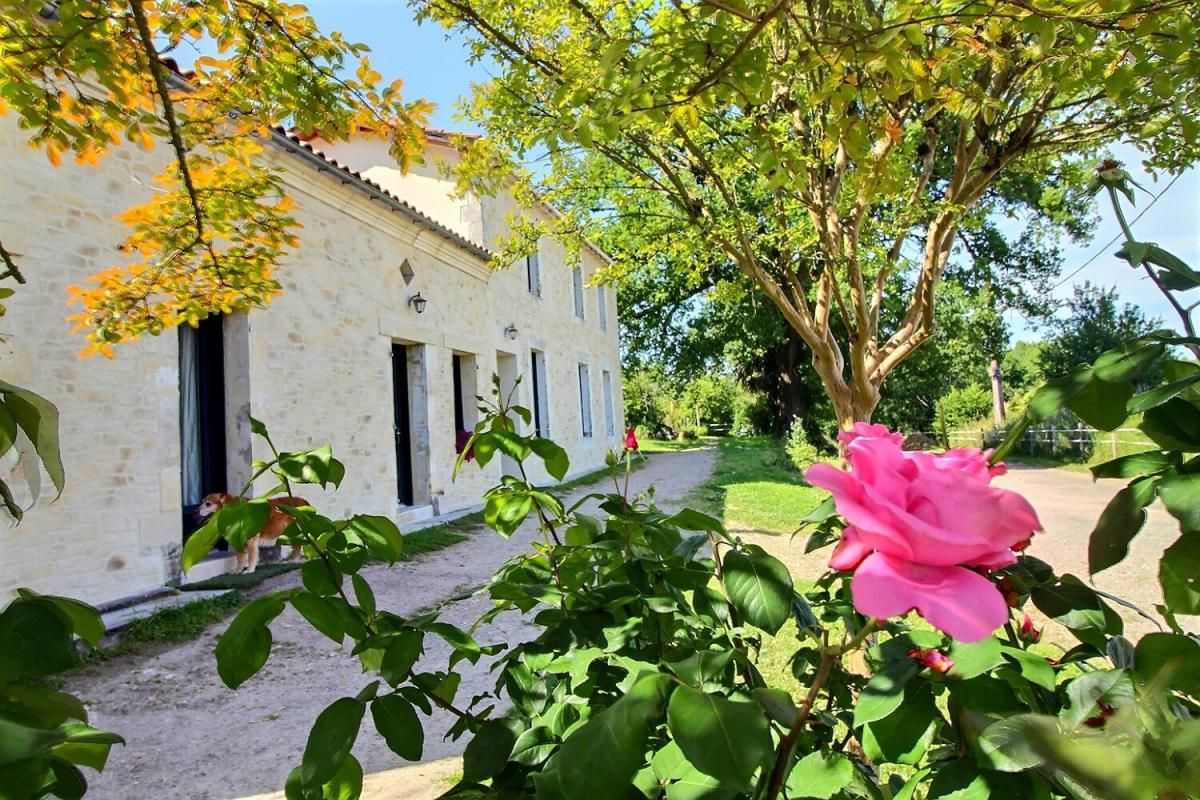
920, 427, 1156, 460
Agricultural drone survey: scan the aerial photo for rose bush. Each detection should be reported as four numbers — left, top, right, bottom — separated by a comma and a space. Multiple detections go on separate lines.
806, 422, 1042, 641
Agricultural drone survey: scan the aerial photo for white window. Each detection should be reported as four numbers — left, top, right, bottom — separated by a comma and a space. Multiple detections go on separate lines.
572, 265, 585, 319
531, 349, 550, 437
526, 250, 541, 297
598, 286, 608, 331
602, 370, 615, 436
578, 363, 593, 438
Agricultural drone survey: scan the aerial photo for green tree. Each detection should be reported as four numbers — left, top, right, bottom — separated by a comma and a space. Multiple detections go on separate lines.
415, 0, 1199, 428
1, 0, 430, 354
1041, 281, 1160, 378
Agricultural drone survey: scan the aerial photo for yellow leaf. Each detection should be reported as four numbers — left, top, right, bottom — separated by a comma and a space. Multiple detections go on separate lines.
46, 145, 62, 167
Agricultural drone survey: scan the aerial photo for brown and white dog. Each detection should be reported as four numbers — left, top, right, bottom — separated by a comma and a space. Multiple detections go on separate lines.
196, 493, 312, 573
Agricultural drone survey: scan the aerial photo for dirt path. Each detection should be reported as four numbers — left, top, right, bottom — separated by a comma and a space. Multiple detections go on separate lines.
68, 447, 717, 800
994, 465, 1191, 639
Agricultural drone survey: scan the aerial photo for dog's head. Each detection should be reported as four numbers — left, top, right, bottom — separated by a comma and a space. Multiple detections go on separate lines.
196, 492, 235, 521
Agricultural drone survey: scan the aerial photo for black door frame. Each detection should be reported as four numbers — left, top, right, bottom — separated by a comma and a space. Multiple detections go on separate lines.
180, 315, 228, 540
392, 344, 415, 506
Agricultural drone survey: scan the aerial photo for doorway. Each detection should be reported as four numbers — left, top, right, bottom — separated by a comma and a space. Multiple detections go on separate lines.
180, 315, 227, 540
392, 343, 415, 506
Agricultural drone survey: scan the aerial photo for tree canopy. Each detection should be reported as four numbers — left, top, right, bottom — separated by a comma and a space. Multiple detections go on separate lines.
1, 0, 430, 354
418, 0, 1200, 425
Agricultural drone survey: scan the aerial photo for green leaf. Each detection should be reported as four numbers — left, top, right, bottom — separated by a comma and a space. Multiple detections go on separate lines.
1157, 472, 1200, 532
0, 717, 65, 764
214, 596, 285, 689
752, 688, 798, 727
1067, 378, 1132, 431
46, 758, 87, 800
1026, 368, 1092, 422
1000, 646, 1056, 691
1141, 399, 1200, 451
510, 725, 557, 766
667, 650, 732, 693
977, 716, 1043, 772
529, 437, 569, 480
483, 491, 533, 538
16, 591, 104, 647
0, 380, 65, 497
219, 500, 273, 551
1031, 577, 1123, 648
461, 719, 517, 783
301, 697, 365, 789
181, 513, 223, 574
853, 658, 919, 727
380, 630, 423, 686
1092, 340, 1165, 383
278, 446, 345, 488
535, 673, 672, 800
0, 599, 76, 684
1089, 451, 1176, 480
351, 575, 375, 616
861, 683, 939, 765
721, 549, 793, 634
663, 508, 726, 535
301, 560, 342, 596
1128, 373, 1200, 413
1062, 669, 1134, 726
291, 593, 345, 644
947, 637, 1003, 680
1160, 535, 1200, 614
1134, 632, 1200, 696
322, 753, 364, 800
0, 400, 17, 456
666, 685, 771, 792
346, 515, 404, 563
785, 751, 853, 799
1144, 244, 1200, 286
1088, 477, 1157, 574
372, 695, 422, 761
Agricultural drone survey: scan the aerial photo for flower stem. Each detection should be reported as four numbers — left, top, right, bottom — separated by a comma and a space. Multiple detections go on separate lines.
763, 618, 880, 800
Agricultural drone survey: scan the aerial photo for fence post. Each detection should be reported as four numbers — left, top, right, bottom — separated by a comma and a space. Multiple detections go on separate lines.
1051, 424, 1057, 456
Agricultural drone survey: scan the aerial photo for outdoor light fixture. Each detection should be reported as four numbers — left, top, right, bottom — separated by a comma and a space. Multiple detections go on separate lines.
504, 324, 519, 340
408, 292, 428, 314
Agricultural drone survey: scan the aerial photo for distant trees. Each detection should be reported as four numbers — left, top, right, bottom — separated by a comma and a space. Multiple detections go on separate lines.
1041, 282, 1161, 378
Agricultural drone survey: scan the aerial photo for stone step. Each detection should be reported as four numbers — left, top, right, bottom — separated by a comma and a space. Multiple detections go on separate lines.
396, 504, 435, 527
99, 589, 234, 632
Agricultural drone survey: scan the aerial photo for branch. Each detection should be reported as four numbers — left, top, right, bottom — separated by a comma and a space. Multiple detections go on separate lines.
0, 240, 27, 284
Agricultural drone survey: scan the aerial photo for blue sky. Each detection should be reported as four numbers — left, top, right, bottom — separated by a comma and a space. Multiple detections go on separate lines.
306, 1, 1199, 342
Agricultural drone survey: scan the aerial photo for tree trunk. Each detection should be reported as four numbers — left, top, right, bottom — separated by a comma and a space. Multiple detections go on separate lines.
989, 356, 1006, 425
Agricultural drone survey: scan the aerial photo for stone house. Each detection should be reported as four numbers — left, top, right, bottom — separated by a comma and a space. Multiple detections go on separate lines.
0, 116, 624, 609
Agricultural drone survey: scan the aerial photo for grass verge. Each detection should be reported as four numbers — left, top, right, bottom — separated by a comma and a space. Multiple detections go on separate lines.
82, 591, 246, 666
689, 436, 826, 534
639, 436, 717, 454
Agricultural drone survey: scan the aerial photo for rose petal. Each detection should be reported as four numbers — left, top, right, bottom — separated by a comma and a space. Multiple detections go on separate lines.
849, 553, 1009, 642
829, 527, 873, 571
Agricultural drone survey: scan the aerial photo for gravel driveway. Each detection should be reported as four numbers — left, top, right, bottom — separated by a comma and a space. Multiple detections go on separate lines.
67, 447, 717, 800
995, 465, 1191, 639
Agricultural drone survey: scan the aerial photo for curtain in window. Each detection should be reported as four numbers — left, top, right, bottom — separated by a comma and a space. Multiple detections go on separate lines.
179, 325, 202, 506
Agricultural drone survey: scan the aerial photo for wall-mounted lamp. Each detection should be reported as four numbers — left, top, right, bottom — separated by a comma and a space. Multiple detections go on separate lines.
504, 324, 519, 341
408, 292, 428, 314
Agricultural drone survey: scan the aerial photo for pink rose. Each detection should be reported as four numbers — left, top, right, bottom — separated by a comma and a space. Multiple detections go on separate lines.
806, 423, 1042, 642
908, 647, 954, 674
625, 428, 639, 451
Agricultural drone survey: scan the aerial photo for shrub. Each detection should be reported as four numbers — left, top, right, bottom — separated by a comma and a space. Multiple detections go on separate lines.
937, 383, 993, 430
784, 417, 820, 471
732, 389, 771, 435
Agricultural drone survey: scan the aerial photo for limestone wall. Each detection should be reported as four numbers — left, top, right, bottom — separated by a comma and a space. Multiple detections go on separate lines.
0, 117, 624, 607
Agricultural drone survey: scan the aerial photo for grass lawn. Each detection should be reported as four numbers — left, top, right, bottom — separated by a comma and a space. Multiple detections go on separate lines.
688, 436, 826, 535
638, 435, 717, 454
